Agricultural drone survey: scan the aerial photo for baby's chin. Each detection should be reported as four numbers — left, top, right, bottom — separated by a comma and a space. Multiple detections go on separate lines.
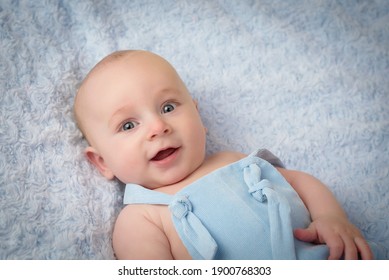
122, 161, 204, 190
145, 178, 185, 190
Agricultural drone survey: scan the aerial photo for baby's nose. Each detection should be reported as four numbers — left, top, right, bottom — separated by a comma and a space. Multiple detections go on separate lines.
147, 117, 172, 140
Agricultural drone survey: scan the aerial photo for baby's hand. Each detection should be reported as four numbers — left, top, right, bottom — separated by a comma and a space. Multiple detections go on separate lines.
293, 216, 373, 260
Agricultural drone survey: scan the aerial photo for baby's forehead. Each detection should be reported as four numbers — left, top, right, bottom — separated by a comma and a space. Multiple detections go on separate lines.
77, 51, 186, 105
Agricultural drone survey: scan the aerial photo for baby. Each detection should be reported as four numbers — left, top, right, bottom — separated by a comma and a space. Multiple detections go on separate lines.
74, 50, 374, 260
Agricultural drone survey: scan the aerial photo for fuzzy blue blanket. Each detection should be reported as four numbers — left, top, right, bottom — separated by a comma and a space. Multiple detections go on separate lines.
1, 0, 388, 259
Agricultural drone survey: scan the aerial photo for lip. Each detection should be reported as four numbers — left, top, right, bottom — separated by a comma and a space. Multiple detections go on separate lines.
150, 146, 181, 167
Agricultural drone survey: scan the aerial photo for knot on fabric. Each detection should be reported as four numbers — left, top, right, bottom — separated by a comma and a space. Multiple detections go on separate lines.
169, 195, 218, 259
248, 179, 271, 202
170, 196, 193, 220
244, 163, 272, 202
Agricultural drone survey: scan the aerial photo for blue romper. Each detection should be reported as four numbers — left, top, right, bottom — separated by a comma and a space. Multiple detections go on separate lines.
123, 149, 331, 259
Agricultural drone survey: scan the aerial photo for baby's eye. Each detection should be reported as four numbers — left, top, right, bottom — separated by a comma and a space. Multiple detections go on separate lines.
121, 121, 138, 131
162, 103, 176, 114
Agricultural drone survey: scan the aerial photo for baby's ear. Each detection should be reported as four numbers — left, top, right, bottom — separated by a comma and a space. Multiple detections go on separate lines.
84, 147, 115, 180
192, 99, 199, 109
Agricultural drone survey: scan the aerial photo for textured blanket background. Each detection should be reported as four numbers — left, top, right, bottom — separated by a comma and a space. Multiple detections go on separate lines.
0, 0, 388, 259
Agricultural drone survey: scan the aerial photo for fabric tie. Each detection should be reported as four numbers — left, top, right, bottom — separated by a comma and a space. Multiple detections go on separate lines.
169, 195, 218, 260
244, 163, 296, 259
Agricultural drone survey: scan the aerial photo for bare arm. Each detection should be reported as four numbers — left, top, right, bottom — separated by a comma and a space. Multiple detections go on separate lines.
113, 205, 173, 260
277, 168, 373, 260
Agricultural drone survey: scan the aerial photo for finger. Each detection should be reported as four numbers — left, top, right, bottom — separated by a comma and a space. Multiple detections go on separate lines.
324, 234, 345, 260
354, 237, 374, 260
293, 226, 318, 243
342, 235, 359, 260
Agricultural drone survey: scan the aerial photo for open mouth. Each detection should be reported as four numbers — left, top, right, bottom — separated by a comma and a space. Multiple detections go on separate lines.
151, 147, 178, 162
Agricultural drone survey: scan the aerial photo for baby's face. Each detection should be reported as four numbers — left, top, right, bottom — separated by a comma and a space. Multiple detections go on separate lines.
77, 52, 207, 189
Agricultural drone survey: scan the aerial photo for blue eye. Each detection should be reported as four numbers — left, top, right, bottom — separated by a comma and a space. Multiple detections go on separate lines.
122, 121, 137, 131
162, 103, 176, 114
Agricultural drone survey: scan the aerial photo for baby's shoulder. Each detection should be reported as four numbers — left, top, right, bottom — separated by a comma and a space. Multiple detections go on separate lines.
113, 204, 149, 237
114, 203, 164, 229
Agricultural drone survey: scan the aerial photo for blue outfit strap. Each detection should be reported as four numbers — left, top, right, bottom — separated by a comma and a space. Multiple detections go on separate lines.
169, 195, 218, 259
244, 162, 296, 259
124, 184, 171, 205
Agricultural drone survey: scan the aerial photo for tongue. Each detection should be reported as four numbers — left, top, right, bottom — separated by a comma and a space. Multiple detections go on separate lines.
152, 148, 176, 161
